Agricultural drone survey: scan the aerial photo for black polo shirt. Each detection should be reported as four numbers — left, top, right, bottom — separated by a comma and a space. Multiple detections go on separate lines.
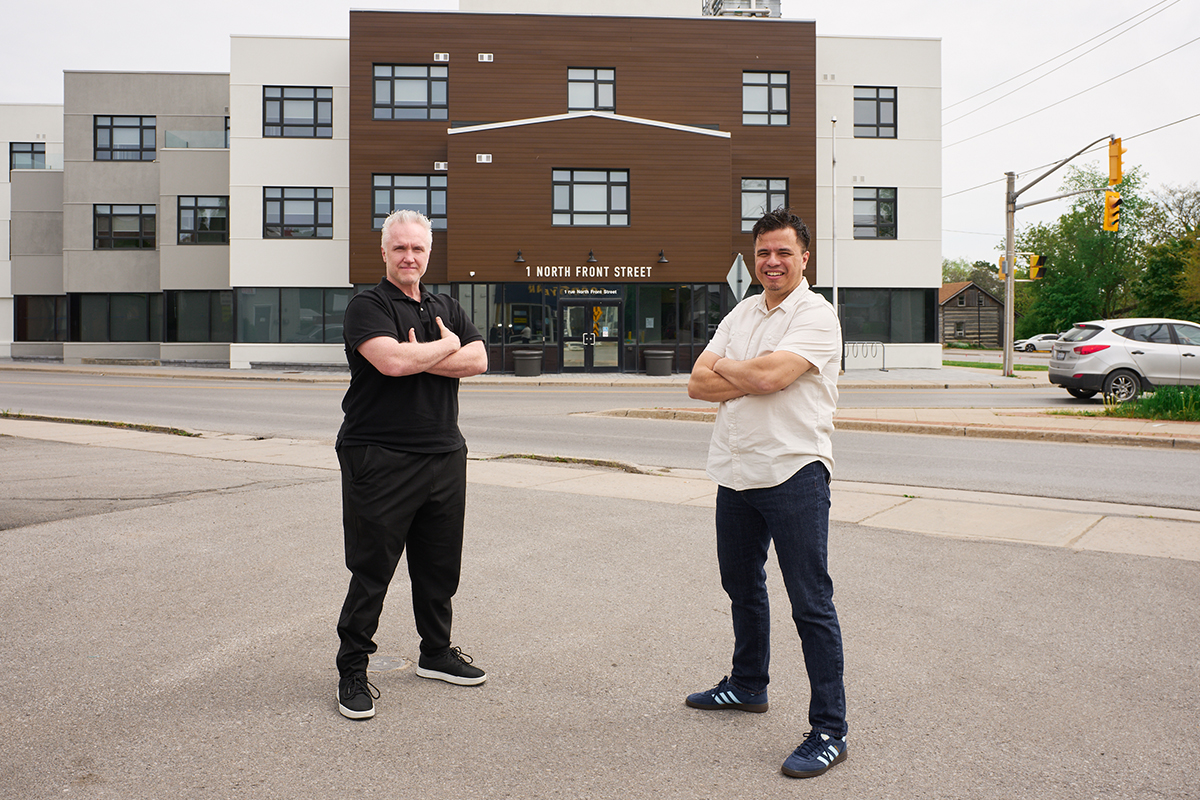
336, 279, 483, 453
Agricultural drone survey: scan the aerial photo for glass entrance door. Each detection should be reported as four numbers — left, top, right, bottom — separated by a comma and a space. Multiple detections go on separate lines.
560, 301, 622, 372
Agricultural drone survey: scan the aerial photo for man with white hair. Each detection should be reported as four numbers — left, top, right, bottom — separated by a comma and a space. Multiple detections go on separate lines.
334, 209, 489, 720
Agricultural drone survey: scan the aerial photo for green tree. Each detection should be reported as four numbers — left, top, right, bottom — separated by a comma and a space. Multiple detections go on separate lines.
942, 256, 1002, 297
1133, 232, 1200, 322
1014, 163, 1150, 335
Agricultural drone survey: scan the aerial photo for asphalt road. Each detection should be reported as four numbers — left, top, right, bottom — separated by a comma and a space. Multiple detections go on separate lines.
1, 369, 1197, 510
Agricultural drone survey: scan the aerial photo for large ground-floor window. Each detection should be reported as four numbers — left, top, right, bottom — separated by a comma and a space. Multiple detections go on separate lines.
11, 284, 939, 370
825, 287, 936, 343
69, 293, 163, 342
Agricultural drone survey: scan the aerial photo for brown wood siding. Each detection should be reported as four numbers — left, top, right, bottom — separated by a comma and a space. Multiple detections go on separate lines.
447, 116, 729, 283
349, 11, 817, 286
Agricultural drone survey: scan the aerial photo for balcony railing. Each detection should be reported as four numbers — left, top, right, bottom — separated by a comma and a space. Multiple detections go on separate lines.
10, 153, 64, 170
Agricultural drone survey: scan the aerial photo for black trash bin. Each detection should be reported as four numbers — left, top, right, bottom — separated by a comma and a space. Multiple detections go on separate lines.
644, 349, 673, 376
513, 350, 542, 377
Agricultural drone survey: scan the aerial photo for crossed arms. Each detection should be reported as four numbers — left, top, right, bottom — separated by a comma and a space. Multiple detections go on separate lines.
687, 348, 814, 403
357, 315, 488, 378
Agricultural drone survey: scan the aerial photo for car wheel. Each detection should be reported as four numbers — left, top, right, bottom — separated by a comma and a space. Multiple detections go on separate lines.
1103, 369, 1141, 402
1024, 343, 1036, 352
1066, 388, 1097, 399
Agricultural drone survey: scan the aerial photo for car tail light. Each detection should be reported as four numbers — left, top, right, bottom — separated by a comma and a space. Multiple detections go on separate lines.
1074, 344, 1110, 355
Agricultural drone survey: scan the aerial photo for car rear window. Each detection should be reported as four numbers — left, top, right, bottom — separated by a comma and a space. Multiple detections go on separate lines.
1060, 325, 1101, 342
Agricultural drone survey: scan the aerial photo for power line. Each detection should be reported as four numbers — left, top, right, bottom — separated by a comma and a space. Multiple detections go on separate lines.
944, 34, 1200, 149
941, 111, 1200, 198
943, 0, 1182, 126
943, 0, 1178, 112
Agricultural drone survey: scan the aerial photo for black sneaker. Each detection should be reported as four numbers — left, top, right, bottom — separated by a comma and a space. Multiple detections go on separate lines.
416, 646, 487, 686
337, 671, 379, 719
685, 676, 768, 713
781, 730, 848, 778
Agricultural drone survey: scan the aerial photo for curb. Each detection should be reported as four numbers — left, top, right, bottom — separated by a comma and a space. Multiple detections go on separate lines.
586, 408, 1200, 449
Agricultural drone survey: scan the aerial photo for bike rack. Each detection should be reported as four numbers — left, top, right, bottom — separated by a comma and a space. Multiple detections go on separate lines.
843, 340, 887, 372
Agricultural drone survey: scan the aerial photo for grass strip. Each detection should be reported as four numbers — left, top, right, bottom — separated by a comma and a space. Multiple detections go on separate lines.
0, 410, 198, 437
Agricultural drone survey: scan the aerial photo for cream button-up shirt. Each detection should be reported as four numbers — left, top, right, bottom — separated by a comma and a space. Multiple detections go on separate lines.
704, 279, 841, 491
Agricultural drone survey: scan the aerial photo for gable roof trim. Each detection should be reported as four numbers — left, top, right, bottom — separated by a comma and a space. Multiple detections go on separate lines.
447, 111, 732, 139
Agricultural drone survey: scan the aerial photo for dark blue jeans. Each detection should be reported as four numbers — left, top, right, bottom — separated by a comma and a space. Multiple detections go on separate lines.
715, 460, 847, 737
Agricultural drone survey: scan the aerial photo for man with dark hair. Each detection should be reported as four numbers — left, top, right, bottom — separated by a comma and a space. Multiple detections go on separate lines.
335, 209, 489, 720
686, 207, 848, 778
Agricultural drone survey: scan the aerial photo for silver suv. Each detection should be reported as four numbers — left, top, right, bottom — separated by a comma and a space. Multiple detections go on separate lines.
1048, 317, 1200, 401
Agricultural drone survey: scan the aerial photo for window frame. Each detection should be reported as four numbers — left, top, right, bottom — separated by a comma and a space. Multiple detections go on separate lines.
551, 169, 630, 227
853, 86, 897, 139
372, 174, 447, 230
567, 67, 616, 112
263, 86, 333, 138
852, 187, 897, 240
262, 187, 333, 239
372, 64, 449, 121
93, 204, 157, 249
177, 196, 230, 245
10, 142, 46, 169
94, 115, 156, 161
740, 177, 789, 232
742, 71, 789, 127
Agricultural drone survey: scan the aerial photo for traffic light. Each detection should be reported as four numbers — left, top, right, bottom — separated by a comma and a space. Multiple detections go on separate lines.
1103, 190, 1122, 231
1029, 255, 1048, 279
1108, 137, 1125, 186
998, 255, 1008, 278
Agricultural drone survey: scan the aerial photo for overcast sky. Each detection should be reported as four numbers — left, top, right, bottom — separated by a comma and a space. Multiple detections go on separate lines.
3, 0, 1197, 265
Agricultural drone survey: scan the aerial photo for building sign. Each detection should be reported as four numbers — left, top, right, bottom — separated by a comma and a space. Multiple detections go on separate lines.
524, 264, 654, 280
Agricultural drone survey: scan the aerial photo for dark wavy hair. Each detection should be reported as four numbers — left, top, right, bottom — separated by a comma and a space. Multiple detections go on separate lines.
751, 207, 810, 251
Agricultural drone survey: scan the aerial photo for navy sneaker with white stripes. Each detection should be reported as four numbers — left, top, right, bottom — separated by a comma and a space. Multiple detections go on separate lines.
781, 730, 848, 778
685, 676, 768, 713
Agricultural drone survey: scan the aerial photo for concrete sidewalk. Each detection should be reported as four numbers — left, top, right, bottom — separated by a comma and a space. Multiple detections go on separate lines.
3, 415, 1197, 563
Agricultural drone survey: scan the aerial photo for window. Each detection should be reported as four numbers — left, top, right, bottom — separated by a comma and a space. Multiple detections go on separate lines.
956, 294, 966, 307
740, 178, 788, 232
166, 290, 233, 342
10, 142, 45, 169
743, 72, 788, 126
568, 68, 615, 112
263, 86, 333, 138
94, 204, 156, 249
235, 287, 351, 343
263, 187, 333, 239
552, 169, 629, 226
977, 293, 985, 307
854, 86, 896, 138
954, 321, 965, 337
1174, 324, 1200, 346
853, 188, 896, 239
373, 65, 448, 120
70, 293, 162, 342
94, 116, 156, 161
178, 196, 229, 244
373, 175, 447, 230
842, 288, 936, 343
15, 295, 67, 341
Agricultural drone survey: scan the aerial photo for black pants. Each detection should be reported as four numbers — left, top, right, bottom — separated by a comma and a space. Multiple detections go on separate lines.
336, 444, 468, 677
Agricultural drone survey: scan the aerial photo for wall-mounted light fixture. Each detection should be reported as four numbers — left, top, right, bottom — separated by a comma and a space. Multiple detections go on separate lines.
658, 250, 669, 263
587, 250, 597, 263
514, 250, 525, 262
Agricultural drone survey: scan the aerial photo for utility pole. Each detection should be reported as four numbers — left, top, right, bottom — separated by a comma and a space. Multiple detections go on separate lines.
1001, 135, 1117, 376
831, 116, 841, 369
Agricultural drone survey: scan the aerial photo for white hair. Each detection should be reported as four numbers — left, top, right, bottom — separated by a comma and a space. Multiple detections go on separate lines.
380, 209, 433, 248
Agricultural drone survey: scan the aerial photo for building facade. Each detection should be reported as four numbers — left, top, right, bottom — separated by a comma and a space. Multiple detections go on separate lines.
4, 11, 943, 372
3, 103, 63, 359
